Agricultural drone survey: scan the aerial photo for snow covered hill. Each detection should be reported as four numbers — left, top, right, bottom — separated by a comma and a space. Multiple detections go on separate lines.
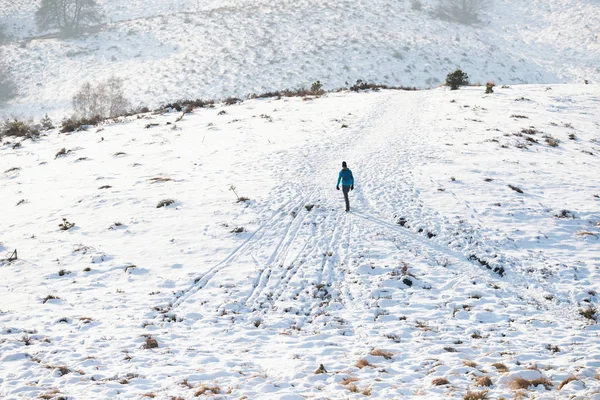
1, 85, 599, 399
1, 0, 599, 119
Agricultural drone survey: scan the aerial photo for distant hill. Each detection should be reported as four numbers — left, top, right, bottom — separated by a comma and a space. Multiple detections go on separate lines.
0, 0, 599, 119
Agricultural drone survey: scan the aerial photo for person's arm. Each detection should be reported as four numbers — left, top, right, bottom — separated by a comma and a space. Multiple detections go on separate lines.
336, 171, 342, 189
350, 171, 354, 190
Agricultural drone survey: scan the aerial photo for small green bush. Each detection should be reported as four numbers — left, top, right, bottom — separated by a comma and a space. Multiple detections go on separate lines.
0, 119, 38, 139
446, 69, 470, 90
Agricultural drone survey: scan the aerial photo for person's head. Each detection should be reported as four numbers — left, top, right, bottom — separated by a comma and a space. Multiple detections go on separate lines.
342, 161, 347, 168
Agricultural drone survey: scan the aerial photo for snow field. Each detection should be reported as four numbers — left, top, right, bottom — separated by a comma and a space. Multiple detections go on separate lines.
1, 85, 600, 399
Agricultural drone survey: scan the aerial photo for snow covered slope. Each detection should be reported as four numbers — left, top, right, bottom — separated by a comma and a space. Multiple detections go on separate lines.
1, 85, 599, 399
1, 0, 599, 119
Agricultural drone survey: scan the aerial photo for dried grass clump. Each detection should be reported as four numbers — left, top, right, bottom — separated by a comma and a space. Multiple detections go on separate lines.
463, 360, 478, 368
345, 383, 359, 392
341, 377, 359, 386
508, 377, 553, 390
356, 358, 374, 369
149, 177, 172, 183
142, 336, 159, 349
491, 362, 509, 372
476, 376, 493, 387
194, 385, 221, 396
558, 376, 577, 390
463, 390, 488, 400
432, 377, 450, 386
362, 386, 372, 396
369, 349, 393, 360
580, 306, 597, 321
157, 199, 175, 208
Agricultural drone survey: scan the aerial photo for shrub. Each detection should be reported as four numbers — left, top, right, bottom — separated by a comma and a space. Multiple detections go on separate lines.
436, 0, 489, 25
485, 82, 494, 94
310, 80, 324, 94
40, 114, 54, 130
36, 0, 103, 36
60, 115, 103, 133
0, 119, 38, 139
446, 69, 470, 90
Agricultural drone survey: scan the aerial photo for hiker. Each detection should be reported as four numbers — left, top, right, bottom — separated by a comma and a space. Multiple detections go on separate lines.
336, 161, 354, 212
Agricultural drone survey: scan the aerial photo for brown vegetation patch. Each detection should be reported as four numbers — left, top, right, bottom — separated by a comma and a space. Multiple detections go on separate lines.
463, 390, 488, 400
356, 358, 374, 369
369, 349, 393, 360
476, 376, 492, 387
432, 378, 450, 386
492, 363, 508, 372
558, 376, 577, 390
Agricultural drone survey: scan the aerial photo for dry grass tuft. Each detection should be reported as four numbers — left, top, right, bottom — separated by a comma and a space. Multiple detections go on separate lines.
476, 376, 493, 387
142, 336, 159, 349
194, 385, 221, 396
580, 305, 598, 321
356, 358, 374, 369
463, 360, 478, 368
491, 362, 509, 373
362, 386, 372, 396
463, 390, 488, 400
369, 349, 393, 360
432, 377, 450, 386
508, 377, 553, 390
558, 376, 577, 390
341, 377, 359, 386
142, 394, 156, 398
149, 177, 172, 183
347, 383, 359, 393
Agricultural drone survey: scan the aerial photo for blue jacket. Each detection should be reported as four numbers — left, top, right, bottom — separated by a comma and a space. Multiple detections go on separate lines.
337, 168, 354, 187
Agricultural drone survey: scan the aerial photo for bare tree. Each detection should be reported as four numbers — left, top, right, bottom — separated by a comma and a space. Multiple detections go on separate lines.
436, 0, 489, 24
35, 0, 103, 36
100, 77, 129, 119
73, 77, 130, 119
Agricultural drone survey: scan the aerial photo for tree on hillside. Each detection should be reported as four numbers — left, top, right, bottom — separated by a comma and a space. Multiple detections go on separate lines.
436, 0, 489, 24
35, 0, 103, 36
73, 76, 130, 119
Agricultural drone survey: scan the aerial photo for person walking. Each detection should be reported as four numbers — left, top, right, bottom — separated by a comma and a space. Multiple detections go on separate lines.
336, 161, 354, 212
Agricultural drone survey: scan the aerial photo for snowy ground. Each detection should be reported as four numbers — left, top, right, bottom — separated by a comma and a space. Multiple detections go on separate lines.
1, 0, 599, 119
1, 85, 599, 399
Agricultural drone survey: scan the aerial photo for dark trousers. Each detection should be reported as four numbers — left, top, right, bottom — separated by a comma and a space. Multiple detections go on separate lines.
342, 185, 351, 211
